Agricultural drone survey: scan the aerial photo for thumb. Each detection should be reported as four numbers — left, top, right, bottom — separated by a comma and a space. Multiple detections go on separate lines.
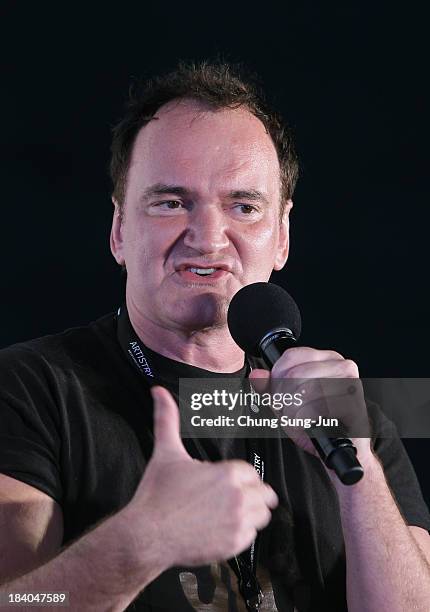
151, 386, 190, 461
249, 368, 271, 395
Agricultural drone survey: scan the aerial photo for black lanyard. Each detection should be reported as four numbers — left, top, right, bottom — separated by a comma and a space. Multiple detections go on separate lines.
116, 303, 265, 610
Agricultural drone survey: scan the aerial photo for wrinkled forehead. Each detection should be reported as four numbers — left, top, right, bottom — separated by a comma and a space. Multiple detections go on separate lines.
126, 99, 281, 200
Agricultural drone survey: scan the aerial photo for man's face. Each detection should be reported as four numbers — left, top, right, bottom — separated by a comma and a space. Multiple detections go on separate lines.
110, 99, 292, 332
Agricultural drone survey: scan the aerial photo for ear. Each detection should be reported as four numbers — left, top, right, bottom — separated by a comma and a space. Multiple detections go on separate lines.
273, 199, 293, 271
110, 197, 125, 266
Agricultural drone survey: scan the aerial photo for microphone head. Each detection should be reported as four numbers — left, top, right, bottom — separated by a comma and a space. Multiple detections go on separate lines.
227, 282, 302, 356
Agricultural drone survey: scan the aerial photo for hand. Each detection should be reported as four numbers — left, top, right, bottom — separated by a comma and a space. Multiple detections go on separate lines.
249, 347, 373, 466
125, 385, 278, 569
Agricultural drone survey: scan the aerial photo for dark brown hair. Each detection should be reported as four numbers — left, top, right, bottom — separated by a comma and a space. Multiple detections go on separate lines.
110, 61, 299, 222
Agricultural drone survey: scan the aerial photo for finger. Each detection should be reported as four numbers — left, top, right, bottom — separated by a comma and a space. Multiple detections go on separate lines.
253, 504, 273, 531
248, 368, 271, 394
220, 459, 261, 486
272, 347, 345, 377
273, 358, 358, 381
241, 486, 277, 529
261, 483, 279, 509
151, 386, 190, 461
242, 480, 279, 508
297, 393, 370, 438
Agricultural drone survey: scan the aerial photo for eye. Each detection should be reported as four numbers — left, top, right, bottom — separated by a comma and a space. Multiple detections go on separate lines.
157, 200, 185, 209
149, 200, 188, 214
234, 204, 260, 215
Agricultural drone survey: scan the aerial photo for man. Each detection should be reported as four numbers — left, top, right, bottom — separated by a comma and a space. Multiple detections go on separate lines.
0, 62, 430, 611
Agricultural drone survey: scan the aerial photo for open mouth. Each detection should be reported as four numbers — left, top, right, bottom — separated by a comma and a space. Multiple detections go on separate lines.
177, 267, 228, 280
187, 267, 218, 276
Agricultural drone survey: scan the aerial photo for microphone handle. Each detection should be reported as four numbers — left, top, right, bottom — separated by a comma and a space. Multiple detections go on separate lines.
259, 333, 364, 485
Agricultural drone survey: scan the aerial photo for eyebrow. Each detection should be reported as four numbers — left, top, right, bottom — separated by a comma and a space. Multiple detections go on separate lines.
140, 183, 270, 205
228, 189, 269, 205
140, 184, 189, 200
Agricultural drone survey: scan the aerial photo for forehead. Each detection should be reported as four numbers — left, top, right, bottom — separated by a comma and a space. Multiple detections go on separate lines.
127, 99, 281, 197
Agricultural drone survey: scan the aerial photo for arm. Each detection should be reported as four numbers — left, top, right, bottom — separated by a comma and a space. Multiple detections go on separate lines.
332, 451, 430, 612
1, 387, 277, 611
0, 477, 165, 612
0, 474, 63, 582
1, 512, 163, 612
249, 348, 430, 611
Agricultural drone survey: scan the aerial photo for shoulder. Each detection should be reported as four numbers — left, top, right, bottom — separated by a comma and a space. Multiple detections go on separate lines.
0, 312, 117, 386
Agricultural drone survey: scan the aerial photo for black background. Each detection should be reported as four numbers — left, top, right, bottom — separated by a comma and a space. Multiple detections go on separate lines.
2, 3, 429, 503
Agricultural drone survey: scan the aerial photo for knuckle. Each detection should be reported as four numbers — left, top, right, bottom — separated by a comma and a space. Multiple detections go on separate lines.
284, 363, 305, 378
273, 346, 304, 372
224, 460, 256, 484
263, 483, 278, 507
260, 506, 272, 528
219, 460, 238, 482
343, 359, 359, 377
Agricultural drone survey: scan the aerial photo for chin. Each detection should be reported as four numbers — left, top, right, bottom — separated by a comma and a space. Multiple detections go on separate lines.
171, 293, 229, 331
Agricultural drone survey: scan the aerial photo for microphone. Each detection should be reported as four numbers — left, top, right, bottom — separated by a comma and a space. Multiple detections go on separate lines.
227, 282, 364, 485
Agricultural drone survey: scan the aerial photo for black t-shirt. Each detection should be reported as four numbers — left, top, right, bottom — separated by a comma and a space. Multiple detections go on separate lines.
1, 310, 430, 611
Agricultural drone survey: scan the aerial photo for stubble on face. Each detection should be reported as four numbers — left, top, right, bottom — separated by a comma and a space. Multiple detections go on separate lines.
119, 98, 288, 336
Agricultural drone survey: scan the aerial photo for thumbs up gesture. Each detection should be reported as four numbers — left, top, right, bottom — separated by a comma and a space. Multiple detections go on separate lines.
126, 385, 278, 569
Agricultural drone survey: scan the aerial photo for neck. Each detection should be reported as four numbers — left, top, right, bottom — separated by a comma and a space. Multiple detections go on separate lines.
126, 294, 245, 373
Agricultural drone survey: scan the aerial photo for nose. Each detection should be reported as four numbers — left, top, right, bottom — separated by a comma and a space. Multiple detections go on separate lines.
183, 205, 229, 253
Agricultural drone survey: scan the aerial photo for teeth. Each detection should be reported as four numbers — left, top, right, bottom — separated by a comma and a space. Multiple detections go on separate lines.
188, 267, 217, 275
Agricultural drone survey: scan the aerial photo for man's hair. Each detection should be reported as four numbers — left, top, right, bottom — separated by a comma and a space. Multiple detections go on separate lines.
110, 61, 299, 222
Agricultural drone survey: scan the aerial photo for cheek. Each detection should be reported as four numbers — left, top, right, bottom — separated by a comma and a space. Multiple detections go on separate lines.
124, 221, 179, 277
238, 223, 280, 262
123, 224, 153, 270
